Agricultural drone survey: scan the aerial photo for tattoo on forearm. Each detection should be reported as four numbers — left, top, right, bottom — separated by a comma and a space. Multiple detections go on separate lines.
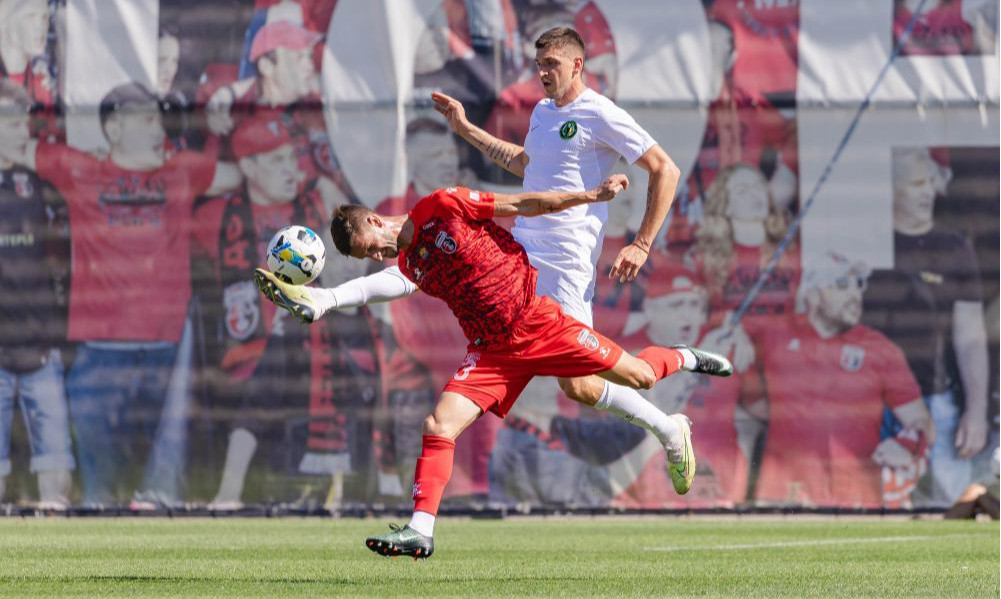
479, 139, 514, 168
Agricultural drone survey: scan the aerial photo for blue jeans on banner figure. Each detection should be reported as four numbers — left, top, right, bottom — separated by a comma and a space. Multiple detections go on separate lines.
0, 349, 75, 508
919, 389, 997, 507
66, 342, 184, 507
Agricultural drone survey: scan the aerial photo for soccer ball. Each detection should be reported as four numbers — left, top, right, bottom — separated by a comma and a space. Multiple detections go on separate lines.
266, 225, 326, 285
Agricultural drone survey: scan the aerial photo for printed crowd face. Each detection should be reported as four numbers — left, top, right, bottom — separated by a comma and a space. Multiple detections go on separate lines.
1, 0, 50, 63
724, 167, 770, 224
0, 104, 30, 161
259, 46, 317, 102
814, 273, 866, 332
892, 150, 941, 232
407, 131, 461, 195
105, 108, 166, 162
157, 33, 180, 96
242, 143, 302, 204
643, 289, 709, 347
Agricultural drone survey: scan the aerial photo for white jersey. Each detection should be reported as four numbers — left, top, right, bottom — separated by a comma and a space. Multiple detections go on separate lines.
513, 88, 656, 323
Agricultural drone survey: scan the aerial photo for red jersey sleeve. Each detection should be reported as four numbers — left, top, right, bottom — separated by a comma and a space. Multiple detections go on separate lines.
876, 333, 922, 409
35, 142, 97, 194
413, 187, 495, 224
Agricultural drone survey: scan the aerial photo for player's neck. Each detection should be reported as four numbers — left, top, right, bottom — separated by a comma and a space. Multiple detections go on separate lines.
393, 216, 415, 250
553, 80, 587, 107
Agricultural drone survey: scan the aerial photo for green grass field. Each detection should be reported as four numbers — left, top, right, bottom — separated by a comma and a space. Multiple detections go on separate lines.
0, 517, 996, 598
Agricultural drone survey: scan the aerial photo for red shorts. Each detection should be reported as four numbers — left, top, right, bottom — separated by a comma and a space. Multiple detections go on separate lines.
443, 296, 624, 417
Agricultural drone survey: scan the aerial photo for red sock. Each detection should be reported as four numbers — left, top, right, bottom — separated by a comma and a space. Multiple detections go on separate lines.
412, 435, 456, 515
637, 346, 685, 380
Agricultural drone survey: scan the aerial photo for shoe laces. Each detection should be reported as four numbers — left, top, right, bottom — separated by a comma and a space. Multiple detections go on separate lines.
388, 523, 404, 533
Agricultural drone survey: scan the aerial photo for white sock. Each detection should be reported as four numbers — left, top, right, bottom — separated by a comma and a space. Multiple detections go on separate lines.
594, 381, 681, 450
408, 510, 436, 537
677, 347, 697, 370
307, 287, 338, 318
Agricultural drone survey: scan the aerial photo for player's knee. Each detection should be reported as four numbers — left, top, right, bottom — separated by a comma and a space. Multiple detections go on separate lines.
557, 377, 590, 402
422, 413, 457, 438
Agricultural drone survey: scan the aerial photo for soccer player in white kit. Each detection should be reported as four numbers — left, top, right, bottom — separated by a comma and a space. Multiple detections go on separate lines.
431, 26, 696, 493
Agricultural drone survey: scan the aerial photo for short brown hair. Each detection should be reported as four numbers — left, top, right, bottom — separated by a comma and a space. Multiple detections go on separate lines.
535, 26, 586, 57
329, 204, 373, 256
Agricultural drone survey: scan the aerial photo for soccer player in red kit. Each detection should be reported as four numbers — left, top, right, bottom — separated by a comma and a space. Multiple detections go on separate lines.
253, 177, 733, 559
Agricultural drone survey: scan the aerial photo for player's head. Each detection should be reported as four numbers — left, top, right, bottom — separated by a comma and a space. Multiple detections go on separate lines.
891, 147, 949, 231
157, 25, 180, 96
0, 78, 31, 158
534, 25, 585, 100
643, 261, 708, 346
330, 204, 399, 260
405, 117, 459, 195
250, 21, 320, 101
0, 0, 50, 64
798, 251, 870, 332
99, 82, 165, 157
233, 114, 302, 204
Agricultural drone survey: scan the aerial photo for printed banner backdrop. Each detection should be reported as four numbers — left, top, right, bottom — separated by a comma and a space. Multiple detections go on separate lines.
0, 0, 996, 511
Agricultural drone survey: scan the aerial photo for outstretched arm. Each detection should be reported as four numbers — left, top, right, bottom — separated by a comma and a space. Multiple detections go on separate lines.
609, 145, 681, 282
432, 91, 529, 177
491, 174, 628, 217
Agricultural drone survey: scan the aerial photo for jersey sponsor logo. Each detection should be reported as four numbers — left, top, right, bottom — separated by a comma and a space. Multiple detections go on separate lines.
559, 120, 578, 140
577, 328, 600, 351
469, 190, 480, 201
840, 344, 866, 372
422, 219, 437, 231
223, 280, 261, 341
599, 346, 611, 359
412, 481, 422, 497
446, 187, 458, 193
454, 352, 480, 381
0, 232, 35, 248
435, 230, 458, 254
417, 246, 429, 259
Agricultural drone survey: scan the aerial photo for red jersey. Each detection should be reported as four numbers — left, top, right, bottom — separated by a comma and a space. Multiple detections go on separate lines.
710, 0, 799, 99
613, 329, 747, 508
36, 143, 217, 342
398, 187, 538, 349
753, 315, 922, 507
377, 186, 468, 390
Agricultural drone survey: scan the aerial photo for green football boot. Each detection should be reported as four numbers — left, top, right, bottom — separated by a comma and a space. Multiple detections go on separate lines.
253, 268, 319, 324
666, 414, 696, 495
365, 524, 434, 559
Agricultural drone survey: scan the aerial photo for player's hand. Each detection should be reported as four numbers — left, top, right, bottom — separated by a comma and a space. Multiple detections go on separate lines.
431, 91, 469, 133
955, 409, 988, 458
594, 174, 629, 202
871, 438, 914, 468
609, 242, 648, 283
206, 85, 236, 135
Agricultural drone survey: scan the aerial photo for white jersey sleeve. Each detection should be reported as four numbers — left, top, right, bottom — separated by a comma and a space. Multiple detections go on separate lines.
591, 98, 656, 165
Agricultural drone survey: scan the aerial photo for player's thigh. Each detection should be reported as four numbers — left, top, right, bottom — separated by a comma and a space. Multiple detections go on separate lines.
423, 391, 485, 440
597, 352, 656, 390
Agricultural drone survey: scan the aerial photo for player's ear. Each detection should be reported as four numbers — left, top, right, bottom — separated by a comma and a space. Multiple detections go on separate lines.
237, 156, 256, 179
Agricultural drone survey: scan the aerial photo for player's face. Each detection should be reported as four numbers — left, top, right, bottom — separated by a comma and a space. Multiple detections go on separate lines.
643, 289, 708, 346
9, 1, 50, 58
892, 155, 938, 227
535, 45, 580, 100
407, 132, 459, 192
157, 35, 180, 95
725, 167, 769, 223
817, 273, 866, 329
245, 144, 301, 203
349, 224, 397, 261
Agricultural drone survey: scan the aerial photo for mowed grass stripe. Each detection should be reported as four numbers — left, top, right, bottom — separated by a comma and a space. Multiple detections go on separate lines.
0, 518, 995, 598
